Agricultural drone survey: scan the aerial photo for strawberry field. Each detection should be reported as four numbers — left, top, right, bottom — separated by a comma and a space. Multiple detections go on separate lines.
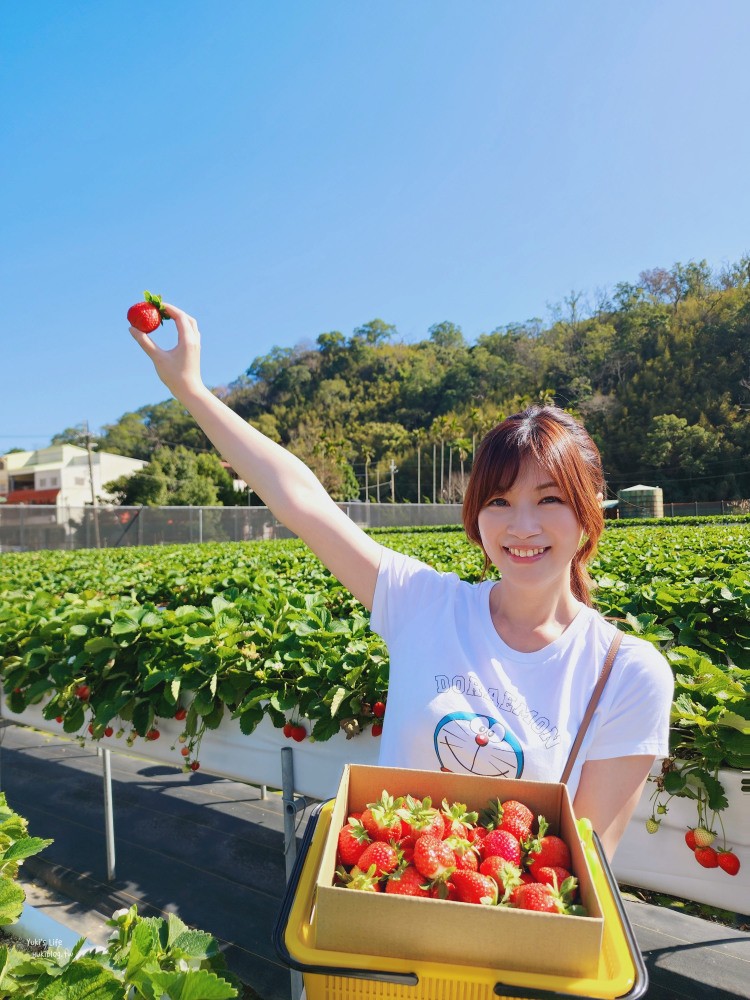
0, 525, 748, 785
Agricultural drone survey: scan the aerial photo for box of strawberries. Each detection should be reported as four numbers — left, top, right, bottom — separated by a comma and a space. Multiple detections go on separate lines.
313, 764, 606, 979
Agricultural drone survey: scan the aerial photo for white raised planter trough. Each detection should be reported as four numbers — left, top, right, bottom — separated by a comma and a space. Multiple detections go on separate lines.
612, 767, 750, 914
0, 694, 379, 801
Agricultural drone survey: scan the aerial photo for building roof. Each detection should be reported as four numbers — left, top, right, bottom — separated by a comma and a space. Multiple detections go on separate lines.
4, 488, 61, 505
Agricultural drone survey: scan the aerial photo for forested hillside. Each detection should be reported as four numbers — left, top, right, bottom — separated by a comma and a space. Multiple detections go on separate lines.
59, 258, 750, 505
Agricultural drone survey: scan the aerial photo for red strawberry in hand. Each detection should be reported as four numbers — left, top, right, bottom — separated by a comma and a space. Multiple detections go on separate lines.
127, 291, 169, 334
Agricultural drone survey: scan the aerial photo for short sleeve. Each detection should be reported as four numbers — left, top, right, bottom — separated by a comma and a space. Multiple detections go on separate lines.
370, 546, 459, 644
585, 637, 674, 761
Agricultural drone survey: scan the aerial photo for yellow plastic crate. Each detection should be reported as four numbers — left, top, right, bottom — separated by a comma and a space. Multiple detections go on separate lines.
274, 800, 647, 1000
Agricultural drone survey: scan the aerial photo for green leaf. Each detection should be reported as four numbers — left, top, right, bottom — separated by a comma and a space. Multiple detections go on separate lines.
35, 957, 124, 998
329, 686, 348, 717
150, 968, 237, 999
1, 835, 54, 865
84, 637, 119, 653
0, 876, 26, 926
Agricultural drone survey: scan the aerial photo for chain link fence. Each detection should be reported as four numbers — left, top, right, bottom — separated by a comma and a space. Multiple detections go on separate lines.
0, 499, 745, 553
0, 503, 465, 552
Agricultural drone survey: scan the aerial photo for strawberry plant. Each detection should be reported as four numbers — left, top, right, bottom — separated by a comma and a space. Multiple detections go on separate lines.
0, 796, 240, 998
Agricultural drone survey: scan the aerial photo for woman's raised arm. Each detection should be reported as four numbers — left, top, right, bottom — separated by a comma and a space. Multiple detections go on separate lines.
129, 303, 383, 609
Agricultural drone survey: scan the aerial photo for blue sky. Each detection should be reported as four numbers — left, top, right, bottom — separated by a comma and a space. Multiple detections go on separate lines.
3, 1, 749, 451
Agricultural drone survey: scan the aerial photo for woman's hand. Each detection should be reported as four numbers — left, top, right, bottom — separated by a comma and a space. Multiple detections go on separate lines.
129, 302, 206, 400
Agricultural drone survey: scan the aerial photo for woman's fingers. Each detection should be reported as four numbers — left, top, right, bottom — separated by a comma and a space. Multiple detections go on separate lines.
129, 325, 161, 358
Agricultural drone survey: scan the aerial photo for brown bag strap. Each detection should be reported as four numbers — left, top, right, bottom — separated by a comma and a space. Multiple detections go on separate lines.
559, 628, 623, 785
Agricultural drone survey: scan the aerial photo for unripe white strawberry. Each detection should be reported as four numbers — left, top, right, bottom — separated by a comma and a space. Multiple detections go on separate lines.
645, 817, 660, 834
693, 827, 715, 847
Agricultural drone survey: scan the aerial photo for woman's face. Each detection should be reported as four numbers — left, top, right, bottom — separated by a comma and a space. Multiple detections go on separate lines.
476, 456, 584, 593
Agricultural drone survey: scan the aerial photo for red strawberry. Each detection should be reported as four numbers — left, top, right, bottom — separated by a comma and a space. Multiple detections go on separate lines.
450, 870, 498, 905
174, 707, 187, 721
337, 820, 371, 868
371, 723, 383, 737
685, 828, 698, 850
290, 725, 306, 742
508, 872, 535, 905
385, 865, 431, 897
372, 701, 386, 718
181, 747, 190, 757
446, 836, 479, 872
361, 791, 403, 842
513, 882, 560, 913
76, 685, 90, 701
104, 726, 114, 737
397, 795, 445, 844
524, 818, 571, 874
717, 850, 740, 876
190, 760, 200, 771
481, 828, 522, 867
498, 799, 534, 839
146, 728, 160, 741
413, 834, 456, 880
55, 716, 63, 723
127, 291, 169, 334
357, 841, 399, 878
282, 722, 294, 738
440, 799, 479, 839
535, 866, 573, 892
694, 846, 719, 868
479, 856, 523, 900
337, 864, 382, 892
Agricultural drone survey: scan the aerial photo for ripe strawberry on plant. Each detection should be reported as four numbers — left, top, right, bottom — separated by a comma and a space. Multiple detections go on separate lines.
717, 850, 740, 876
685, 828, 698, 850
397, 795, 445, 844
127, 291, 169, 334
450, 870, 498, 906
290, 724, 306, 742
337, 819, 371, 868
361, 790, 404, 842
413, 834, 456, 881
385, 865, 431, 897
694, 846, 719, 868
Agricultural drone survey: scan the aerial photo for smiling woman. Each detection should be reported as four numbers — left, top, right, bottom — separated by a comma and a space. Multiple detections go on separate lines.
131, 305, 674, 859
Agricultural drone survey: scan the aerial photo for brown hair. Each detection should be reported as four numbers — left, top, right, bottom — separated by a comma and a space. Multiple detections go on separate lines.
462, 406, 605, 605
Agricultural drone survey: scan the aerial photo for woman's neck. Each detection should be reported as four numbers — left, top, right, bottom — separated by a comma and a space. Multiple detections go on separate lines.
489, 581, 581, 653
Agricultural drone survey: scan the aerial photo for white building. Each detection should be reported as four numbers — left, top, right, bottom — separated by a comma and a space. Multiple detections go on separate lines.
0, 445, 147, 508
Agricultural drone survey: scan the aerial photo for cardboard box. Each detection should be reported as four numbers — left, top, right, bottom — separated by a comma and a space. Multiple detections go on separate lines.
313, 765, 604, 979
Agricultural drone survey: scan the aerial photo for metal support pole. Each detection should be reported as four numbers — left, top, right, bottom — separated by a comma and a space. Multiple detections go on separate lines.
101, 747, 116, 881
281, 747, 305, 1000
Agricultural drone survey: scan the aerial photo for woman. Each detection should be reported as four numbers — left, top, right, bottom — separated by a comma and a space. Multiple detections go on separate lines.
131, 302, 673, 858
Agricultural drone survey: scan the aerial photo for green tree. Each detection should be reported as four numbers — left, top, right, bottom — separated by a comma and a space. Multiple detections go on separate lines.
104, 446, 222, 506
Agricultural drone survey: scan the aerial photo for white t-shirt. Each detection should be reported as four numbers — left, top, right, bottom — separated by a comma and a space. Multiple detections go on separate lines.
370, 547, 674, 798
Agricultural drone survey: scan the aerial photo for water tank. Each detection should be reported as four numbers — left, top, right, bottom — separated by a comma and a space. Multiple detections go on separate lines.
617, 484, 664, 518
